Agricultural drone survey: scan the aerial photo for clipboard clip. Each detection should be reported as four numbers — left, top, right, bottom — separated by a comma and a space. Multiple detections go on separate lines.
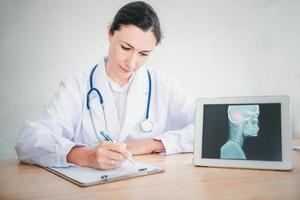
138, 168, 148, 172
101, 175, 108, 181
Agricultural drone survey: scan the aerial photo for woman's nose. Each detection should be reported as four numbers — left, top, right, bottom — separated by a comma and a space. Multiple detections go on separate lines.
126, 53, 138, 70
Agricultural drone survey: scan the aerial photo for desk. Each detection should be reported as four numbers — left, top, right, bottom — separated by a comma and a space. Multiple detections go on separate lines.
1, 140, 300, 200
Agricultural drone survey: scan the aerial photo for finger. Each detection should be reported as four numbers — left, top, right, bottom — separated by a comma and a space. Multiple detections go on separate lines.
99, 162, 121, 170
101, 141, 125, 151
105, 158, 122, 166
96, 147, 125, 164
95, 154, 122, 170
102, 141, 131, 157
106, 150, 127, 162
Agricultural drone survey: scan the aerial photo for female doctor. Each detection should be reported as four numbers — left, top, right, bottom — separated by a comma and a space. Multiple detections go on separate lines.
15, 1, 194, 170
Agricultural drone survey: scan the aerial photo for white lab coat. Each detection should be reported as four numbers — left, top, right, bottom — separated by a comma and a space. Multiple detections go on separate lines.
15, 58, 195, 167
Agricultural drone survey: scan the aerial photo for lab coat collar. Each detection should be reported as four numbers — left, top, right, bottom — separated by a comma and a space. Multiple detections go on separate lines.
107, 72, 135, 93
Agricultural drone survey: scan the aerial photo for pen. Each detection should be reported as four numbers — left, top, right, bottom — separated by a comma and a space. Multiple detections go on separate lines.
99, 131, 137, 166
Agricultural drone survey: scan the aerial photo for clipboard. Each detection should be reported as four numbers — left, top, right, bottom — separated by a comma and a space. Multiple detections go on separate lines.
45, 160, 164, 187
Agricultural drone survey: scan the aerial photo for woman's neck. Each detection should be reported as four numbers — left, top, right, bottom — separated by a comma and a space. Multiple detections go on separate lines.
105, 64, 130, 87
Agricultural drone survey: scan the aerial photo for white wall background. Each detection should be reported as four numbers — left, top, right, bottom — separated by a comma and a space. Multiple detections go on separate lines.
0, 0, 299, 159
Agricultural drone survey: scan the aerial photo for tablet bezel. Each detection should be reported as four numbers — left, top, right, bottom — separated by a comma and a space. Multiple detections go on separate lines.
193, 96, 292, 170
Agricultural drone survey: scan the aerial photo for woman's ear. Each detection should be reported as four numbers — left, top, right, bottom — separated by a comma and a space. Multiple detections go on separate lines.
107, 24, 113, 42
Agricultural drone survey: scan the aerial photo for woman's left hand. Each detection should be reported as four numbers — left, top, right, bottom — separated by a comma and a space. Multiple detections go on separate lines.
125, 139, 165, 155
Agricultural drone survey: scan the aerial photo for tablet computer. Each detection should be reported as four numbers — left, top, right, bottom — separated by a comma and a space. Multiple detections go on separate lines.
193, 96, 292, 170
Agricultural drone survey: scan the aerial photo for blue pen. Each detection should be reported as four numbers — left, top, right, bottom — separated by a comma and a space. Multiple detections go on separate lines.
99, 131, 137, 166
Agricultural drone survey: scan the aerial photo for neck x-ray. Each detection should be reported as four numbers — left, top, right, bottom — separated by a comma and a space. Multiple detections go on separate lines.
201, 103, 282, 161
221, 105, 260, 159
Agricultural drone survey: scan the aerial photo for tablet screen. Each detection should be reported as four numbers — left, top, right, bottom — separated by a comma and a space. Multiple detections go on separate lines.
201, 103, 282, 161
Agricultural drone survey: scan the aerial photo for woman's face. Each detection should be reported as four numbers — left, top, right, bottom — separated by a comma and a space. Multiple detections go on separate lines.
107, 24, 157, 81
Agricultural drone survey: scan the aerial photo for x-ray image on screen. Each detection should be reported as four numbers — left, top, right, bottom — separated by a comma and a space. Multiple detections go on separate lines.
220, 105, 260, 159
201, 103, 282, 161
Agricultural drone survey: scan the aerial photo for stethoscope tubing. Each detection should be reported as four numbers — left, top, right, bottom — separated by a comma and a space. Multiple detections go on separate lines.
86, 64, 152, 135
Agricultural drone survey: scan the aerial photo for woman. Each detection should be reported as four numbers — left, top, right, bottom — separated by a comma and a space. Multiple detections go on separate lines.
15, 1, 194, 170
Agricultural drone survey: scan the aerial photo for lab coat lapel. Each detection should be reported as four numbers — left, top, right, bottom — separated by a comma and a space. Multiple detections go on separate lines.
119, 67, 148, 141
93, 60, 121, 139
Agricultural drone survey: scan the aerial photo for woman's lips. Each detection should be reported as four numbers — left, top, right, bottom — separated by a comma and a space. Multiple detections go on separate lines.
119, 65, 130, 73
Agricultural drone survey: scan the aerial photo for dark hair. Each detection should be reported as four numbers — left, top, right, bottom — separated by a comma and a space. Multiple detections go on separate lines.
110, 1, 162, 45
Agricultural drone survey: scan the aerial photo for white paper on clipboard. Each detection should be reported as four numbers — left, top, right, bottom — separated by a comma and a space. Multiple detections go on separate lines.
45, 160, 164, 186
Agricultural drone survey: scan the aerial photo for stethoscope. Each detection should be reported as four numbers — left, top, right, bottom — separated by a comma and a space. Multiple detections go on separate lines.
86, 64, 153, 140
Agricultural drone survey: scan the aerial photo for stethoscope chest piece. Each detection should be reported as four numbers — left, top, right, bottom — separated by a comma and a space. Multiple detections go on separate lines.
140, 119, 153, 133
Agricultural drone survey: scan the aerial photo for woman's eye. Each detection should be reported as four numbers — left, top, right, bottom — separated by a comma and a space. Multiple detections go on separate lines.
140, 52, 148, 57
121, 45, 131, 51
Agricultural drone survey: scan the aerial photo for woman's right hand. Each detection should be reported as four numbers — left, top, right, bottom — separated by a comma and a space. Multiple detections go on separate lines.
67, 141, 131, 170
